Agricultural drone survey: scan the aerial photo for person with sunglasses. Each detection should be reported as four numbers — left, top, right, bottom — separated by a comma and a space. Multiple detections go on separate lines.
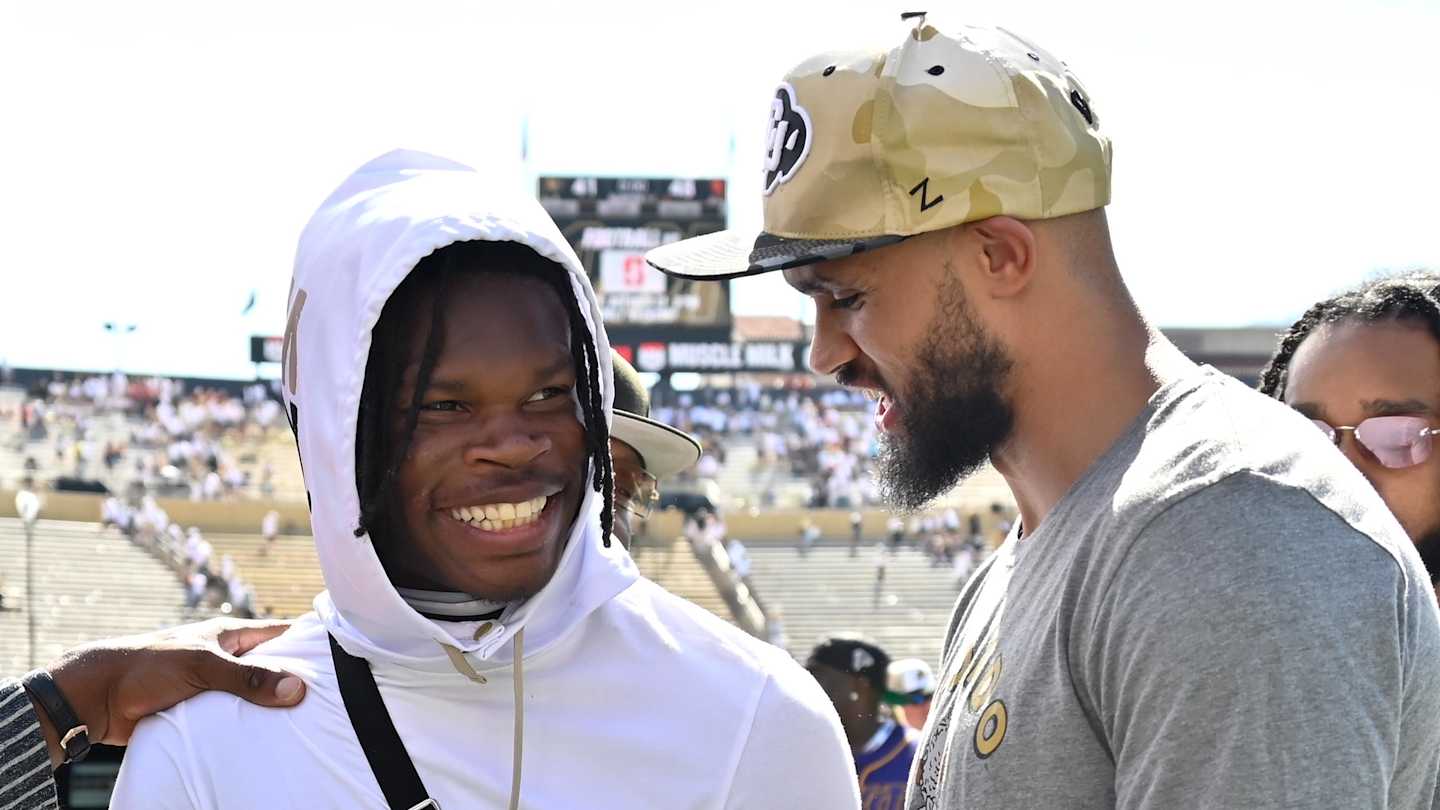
607, 351, 702, 549
1261, 271, 1440, 597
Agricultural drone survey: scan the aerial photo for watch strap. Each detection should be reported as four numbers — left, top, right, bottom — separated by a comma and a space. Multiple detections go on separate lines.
21, 669, 90, 764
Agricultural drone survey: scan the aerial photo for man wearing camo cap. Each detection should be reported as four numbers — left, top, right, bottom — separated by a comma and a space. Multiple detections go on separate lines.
649, 13, 1440, 808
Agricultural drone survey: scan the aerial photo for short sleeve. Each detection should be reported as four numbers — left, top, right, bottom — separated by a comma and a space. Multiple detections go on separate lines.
1083, 471, 1440, 808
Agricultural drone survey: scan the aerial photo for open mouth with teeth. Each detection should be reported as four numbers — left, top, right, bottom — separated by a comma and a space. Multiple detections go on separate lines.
448, 495, 549, 532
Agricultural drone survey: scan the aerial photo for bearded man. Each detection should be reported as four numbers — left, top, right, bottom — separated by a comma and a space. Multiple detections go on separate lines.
647, 15, 1440, 808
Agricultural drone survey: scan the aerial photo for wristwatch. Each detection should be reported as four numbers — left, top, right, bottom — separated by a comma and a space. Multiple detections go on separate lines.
21, 669, 91, 764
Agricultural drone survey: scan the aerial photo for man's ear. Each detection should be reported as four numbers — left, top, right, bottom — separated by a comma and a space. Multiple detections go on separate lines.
946, 217, 1036, 300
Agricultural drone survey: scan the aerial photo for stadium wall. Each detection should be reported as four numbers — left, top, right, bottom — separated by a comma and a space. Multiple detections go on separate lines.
0, 490, 1009, 545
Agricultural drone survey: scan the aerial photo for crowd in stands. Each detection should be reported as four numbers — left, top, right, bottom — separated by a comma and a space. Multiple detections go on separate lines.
98, 493, 274, 619
5, 372, 288, 500
651, 384, 881, 508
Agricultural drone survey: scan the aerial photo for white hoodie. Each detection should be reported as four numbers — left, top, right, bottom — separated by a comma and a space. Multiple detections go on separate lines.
110, 151, 859, 810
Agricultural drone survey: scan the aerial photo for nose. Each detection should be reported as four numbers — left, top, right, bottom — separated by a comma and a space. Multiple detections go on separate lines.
808, 305, 861, 377
461, 416, 552, 469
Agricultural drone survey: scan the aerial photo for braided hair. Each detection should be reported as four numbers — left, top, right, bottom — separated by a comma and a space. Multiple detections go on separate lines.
1258, 271, 1440, 399
353, 240, 614, 552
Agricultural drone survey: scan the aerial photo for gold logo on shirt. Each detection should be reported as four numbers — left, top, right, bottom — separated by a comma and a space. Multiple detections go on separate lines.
973, 698, 1007, 759
948, 631, 1009, 760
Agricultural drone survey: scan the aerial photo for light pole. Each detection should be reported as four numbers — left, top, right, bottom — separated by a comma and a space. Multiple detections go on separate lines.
15, 489, 40, 668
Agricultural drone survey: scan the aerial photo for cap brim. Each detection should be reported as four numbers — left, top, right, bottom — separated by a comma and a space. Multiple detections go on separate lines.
612, 412, 703, 481
645, 228, 907, 281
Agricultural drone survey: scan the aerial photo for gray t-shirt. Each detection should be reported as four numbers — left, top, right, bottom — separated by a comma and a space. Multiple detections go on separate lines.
908, 367, 1440, 808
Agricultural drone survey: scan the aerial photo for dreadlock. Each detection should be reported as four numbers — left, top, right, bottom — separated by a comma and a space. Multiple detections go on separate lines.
353, 240, 615, 552
1258, 271, 1440, 399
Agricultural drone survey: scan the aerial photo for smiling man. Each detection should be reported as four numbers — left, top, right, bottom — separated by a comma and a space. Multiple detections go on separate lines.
1260, 272, 1440, 598
648, 15, 1440, 809
107, 151, 857, 809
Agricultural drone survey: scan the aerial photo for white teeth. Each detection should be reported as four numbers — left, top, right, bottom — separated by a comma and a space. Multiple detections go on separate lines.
451, 496, 551, 530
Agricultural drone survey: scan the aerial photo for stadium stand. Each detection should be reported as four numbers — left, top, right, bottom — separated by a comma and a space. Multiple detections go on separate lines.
630, 538, 737, 627
744, 541, 980, 668
201, 531, 324, 619
0, 518, 197, 677
2, 373, 1020, 684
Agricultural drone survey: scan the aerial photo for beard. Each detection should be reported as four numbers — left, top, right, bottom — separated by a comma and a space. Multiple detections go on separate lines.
873, 275, 1016, 511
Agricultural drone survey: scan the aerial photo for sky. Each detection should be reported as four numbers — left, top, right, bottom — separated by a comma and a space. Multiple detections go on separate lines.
2, 0, 1437, 379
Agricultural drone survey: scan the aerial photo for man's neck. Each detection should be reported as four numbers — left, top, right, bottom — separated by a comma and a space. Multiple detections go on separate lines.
845, 709, 885, 756
993, 303, 1192, 535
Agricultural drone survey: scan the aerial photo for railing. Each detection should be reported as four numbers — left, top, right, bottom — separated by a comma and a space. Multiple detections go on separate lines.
688, 538, 769, 639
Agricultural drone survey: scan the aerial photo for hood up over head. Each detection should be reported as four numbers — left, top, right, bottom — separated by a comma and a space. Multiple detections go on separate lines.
280, 149, 634, 668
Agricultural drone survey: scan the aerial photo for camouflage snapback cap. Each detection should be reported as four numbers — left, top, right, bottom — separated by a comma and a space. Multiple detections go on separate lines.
646, 14, 1112, 280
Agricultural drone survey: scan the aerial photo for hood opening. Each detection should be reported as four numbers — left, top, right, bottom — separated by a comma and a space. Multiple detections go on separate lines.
350, 240, 616, 606
287, 149, 632, 666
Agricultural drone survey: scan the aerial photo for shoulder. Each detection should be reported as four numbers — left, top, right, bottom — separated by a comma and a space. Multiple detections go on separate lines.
602, 578, 831, 711
1117, 466, 1399, 593
1115, 372, 1318, 507
1094, 470, 1421, 654
1112, 371, 1410, 561
609, 578, 792, 668
114, 616, 345, 805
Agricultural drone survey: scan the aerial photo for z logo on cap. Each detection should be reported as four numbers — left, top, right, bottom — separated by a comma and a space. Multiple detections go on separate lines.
762, 83, 812, 196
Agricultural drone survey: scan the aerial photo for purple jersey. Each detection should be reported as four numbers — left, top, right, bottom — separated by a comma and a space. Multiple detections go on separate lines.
857, 721, 919, 810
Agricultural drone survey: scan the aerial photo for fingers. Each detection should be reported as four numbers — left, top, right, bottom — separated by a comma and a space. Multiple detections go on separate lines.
193, 651, 306, 707
214, 620, 294, 656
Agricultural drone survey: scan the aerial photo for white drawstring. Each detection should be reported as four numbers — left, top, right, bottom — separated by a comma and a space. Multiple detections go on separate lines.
509, 627, 525, 810
441, 644, 488, 685
440, 628, 526, 810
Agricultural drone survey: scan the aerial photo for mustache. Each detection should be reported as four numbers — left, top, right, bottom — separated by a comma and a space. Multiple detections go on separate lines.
834, 362, 889, 396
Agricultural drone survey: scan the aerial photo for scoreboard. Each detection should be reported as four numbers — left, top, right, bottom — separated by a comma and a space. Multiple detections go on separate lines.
538, 176, 730, 334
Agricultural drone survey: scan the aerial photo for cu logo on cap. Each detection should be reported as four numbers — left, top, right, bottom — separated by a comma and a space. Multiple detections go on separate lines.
762, 83, 812, 196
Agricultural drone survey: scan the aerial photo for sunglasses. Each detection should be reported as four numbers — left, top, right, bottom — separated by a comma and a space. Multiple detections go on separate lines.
614, 468, 659, 520
1309, 416, 1439, 469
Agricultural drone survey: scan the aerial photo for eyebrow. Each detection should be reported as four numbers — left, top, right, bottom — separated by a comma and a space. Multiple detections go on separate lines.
784, 267, 845, 296
1361, 398, 1434, 417
1290, 398, 1434, 422
423, 352, 574, 395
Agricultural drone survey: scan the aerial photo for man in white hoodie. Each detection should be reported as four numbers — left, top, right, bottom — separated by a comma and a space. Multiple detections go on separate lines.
109, 151, 859, 809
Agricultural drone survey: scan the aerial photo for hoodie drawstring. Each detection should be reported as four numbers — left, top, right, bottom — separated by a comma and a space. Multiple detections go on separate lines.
440, 628, 525, 810
509, 627, 525, 810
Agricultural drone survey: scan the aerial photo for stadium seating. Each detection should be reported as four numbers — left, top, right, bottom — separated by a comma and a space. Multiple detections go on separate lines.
630, 538, 736, 627
202, 531, 323, 619
0, 513, 967, 682
0, 518, 196, 677
743, 541, 970, 669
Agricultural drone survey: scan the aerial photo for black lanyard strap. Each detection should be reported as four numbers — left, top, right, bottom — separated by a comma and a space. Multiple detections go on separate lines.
329, 633, 439, 810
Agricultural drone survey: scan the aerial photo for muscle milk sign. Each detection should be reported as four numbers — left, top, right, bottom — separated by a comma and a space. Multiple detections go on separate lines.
629, 341, 803, 373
